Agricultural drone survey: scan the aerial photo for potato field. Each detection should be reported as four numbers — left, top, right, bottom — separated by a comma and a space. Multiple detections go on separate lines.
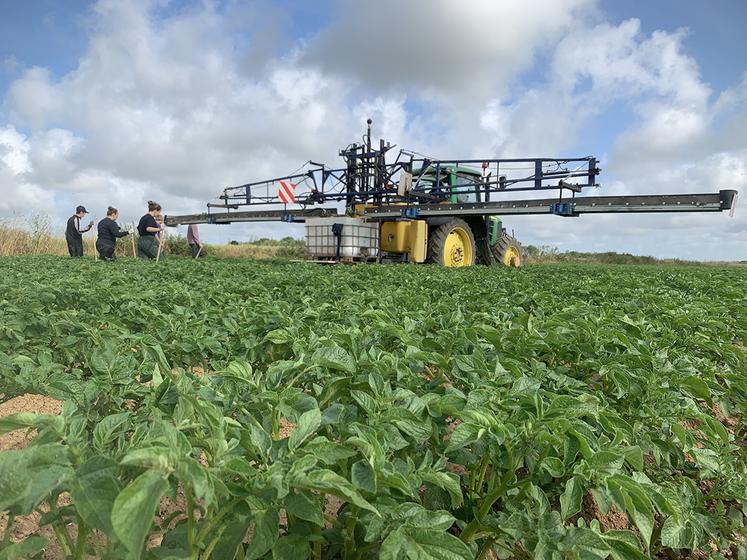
0, 256, 746, 560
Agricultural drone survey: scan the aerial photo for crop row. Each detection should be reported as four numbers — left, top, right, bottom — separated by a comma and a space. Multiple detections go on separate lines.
0, 256, 745, 559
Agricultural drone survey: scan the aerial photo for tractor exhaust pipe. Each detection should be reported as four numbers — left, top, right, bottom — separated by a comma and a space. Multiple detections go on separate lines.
366, 118, 372, 153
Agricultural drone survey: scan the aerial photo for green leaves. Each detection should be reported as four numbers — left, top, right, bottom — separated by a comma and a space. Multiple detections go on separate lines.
420, 471, 463, 509
606, 476, 656, 548
0, 412, 61, 435
311, 346, 355, 373
2, 258, 747, 559
272, 535, 309, 560
681, 376, 711, 402
445, 422, 483, 452
70, 456, 120, 534
111, 470, 169, 557
121, 447, 173, 470
351, 459, 377, 493
288, 407, 321, 451
560, 477, 584, 519
602, 531, 649, 560
176, 457, 215, 508
0, 536, 47, 560
284, 491, 324, 527
289, 468, 379, 515
93, 412, 130, 450
661, 514, 695, 549
380, 527, 473, 560
0, 445, 71, 514
0, 452, 32, 511
245, 505, 280, 560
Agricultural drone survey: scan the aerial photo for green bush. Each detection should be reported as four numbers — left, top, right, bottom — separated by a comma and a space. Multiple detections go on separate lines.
164, 235, 191, 256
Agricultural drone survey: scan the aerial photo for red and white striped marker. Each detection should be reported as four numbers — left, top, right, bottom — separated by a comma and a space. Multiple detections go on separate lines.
278, 181, 296, 204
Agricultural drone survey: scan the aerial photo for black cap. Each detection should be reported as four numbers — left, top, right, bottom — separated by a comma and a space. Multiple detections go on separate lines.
76, 205, 88, 214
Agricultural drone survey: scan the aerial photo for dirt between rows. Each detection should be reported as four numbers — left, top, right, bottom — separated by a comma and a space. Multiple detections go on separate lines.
0, 394, 66, 559
0, 394, 63, 452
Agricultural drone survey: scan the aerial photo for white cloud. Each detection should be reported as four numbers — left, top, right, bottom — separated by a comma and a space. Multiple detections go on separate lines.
3, 1, 374, 223
476, 19, 714, 159
471, 18, 746, 258
304, 0, 596, 99
0, 126, 31, 174
0, 126, 50, 213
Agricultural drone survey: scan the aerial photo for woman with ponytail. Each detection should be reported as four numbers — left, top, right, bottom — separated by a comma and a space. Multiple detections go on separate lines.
96, 206, 129, 261
137, 201, 164, 259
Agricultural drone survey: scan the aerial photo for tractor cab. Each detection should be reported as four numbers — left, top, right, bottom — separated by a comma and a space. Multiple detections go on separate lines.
411, 165, 484, 204
405, 164, 524, 267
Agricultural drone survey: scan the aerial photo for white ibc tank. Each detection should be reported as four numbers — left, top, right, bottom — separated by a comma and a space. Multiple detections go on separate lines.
305, 217, 380, 260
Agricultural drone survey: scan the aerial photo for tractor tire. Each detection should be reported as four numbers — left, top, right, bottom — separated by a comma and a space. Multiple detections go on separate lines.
491, 232, 523, 267
426, 218, 477, 267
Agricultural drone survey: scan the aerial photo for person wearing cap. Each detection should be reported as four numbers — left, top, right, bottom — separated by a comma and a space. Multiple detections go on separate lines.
65, 205, 93, 257
137, 201, 165, 259
96, 206, 129, 261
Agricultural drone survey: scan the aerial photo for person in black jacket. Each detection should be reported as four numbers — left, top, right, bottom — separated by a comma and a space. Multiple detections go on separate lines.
96, 207, 129, 261
137, 201, 164, 259
65, 205, 93, 257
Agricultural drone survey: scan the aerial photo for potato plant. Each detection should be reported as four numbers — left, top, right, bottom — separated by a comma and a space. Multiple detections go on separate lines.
0, 256, 745, 559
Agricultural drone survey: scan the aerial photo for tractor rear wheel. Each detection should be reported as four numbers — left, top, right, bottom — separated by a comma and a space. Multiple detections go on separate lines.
427, 219, 476, 267
491, 232, 523, 267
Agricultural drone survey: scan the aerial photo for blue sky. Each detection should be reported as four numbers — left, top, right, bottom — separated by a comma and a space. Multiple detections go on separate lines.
0, 0, 334, 93
4, 1, 744, 87
4, 1, 744, 104
603, 0, 747, 92
0, 0, 745, 259
0, 1, 88, 90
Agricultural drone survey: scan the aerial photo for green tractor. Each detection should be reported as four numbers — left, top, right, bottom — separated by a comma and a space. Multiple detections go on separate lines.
409, 164, 524, 267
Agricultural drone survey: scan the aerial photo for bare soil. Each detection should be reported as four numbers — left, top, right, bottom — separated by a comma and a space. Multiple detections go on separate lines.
0, 394, 66, 558
0, 495, 74, 560
0, 394, 63, 451
679, 419, 700, 430
710, 403, 740, 432
570, 491, 630, 532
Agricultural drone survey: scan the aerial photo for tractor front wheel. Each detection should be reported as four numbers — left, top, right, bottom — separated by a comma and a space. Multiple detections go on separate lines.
427, 219, 476, 267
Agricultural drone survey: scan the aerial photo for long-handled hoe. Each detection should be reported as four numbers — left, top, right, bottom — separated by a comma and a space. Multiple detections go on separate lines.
90, 215, 97, 260
130, 222, 137, 257
156, 229, 166, 262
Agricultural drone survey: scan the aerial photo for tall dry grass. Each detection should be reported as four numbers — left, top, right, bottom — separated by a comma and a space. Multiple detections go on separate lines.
0, 215, 139, 258
0, 215, 69, 256
0, 215, 305, 260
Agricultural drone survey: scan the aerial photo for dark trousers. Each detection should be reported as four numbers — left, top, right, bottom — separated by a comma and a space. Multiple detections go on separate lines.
97, 240, 116, 261
138, 236, 160, 259
66, 235, 84, 257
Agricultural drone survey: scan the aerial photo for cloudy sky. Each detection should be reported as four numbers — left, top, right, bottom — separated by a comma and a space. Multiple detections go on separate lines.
1, 0, 745, 259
